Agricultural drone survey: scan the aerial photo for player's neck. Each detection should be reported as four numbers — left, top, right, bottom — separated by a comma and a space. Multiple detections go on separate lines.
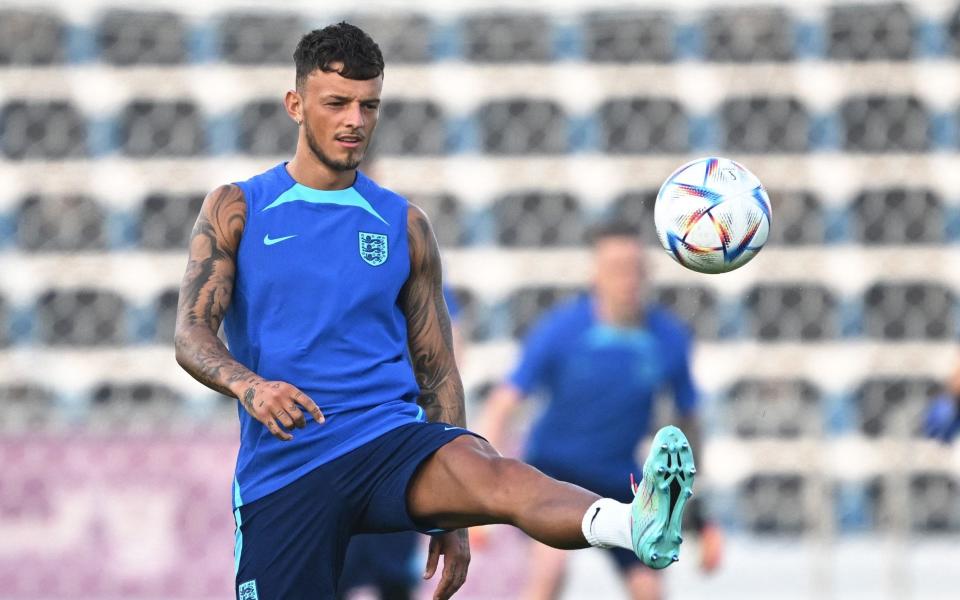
595, 298, 641, 328
287, 153, 357, 191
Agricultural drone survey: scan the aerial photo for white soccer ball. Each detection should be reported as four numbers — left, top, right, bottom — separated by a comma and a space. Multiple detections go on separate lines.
654, 157, 772, 274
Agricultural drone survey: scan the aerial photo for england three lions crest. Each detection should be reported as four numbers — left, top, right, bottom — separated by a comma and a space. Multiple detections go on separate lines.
358, 232, 388, 266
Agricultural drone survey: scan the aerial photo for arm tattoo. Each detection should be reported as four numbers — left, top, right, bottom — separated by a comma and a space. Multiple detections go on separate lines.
399, 206, 466, 427
174, 184, 261, 399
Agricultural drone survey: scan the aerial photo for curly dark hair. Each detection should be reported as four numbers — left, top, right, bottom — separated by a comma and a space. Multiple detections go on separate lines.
294, 22, 384, 89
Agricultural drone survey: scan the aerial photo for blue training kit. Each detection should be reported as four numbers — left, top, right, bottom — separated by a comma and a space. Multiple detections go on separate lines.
225, 164, 476, 600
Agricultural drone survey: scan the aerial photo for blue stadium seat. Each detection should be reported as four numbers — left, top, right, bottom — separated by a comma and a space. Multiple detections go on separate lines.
828, 3, 914, 61
0, 10, 65, 65
840, 95, 930, 152
218, 12, 304, 64
36, 289, 127, 346
598, 98, 688, 154
582, 11, 674, 63
863, 282, 955, 339
17, 194, 106, 252
97, 10, 188, 65
237, 100, 297, 156
854, 376, 938, 437
851, 188, 944, 244
507, 285, 585, 339
138, 192, 204, 250
119, 100, 206, 157
725, 378, 822, 438
478, 100, 568, 154
720, 96, 809, 153
462, 13, 552, 63
702, 7, 794, 62
372, 100, 446, 155
1, 101, 86, 159
492, 191, 584, 247
745, 284, 839, 340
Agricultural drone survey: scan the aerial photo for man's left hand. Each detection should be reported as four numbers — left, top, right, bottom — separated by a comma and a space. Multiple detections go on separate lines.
423, 529, 471, 600
699, 523, 724, 573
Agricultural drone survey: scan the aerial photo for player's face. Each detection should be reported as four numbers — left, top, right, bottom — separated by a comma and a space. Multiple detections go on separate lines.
297, 64, 382, 172
593, 237, 647, 316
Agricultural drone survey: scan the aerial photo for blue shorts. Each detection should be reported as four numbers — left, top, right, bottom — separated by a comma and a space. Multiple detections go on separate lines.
338, 531, 422, 598
529, 458, 646, 574
234, 421, 478, 600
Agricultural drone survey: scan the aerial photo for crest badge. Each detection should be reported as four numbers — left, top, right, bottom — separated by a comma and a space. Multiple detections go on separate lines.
358, 232, 388, 266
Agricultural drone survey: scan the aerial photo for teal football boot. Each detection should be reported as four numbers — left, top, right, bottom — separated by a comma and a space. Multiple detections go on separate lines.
630, 425, 696, 569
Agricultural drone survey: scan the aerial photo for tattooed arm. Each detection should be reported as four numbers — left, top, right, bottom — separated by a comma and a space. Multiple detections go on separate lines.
399, 205, 466, 427
174, 184, 324, 440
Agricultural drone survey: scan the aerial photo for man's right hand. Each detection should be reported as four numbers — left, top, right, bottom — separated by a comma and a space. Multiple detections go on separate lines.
238, 380, 325, 441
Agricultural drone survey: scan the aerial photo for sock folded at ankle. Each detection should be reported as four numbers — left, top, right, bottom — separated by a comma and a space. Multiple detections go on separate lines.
581, 498, 633, 550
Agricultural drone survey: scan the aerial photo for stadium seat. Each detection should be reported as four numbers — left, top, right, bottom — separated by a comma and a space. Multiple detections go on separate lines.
0, 294, 7, 348
702, 7, 794, 62
478, 100, 568, 154
0, 101, 86, 159
851, 188, 944, 245
719, 96, 809, 153
154, 288, 180, 344
598, 98, 688, 154
448, 286, 489, 341
371, 101, 446, 155
17, 194, 106, 252
863, 282, 955, 339
725, 378, 822, 438
827, 3, 914, 61
0, 383, 57, 430
855, 377, 939, 437
745, 284, 839, 340
237, 100, 297, 156
35, 289, 127, 346
139, 192, 204, 250
740, 474, 808, 534
764, 190, 825, 246
867, 474, 960, 532
582, 11, 674, 63
90, 381, 185, 429
0, 10, 64, 65
840, 95, 930, 152
119, 100, 206, 157
508, 285, 586, 339
652, 285, 721, 340
492, 191, 584, 247
346, 14, 434, 63
608, 190, 659, 245
92, 381, 183, 405
403, 193, 464, 247
462, 13, 553, 62
218, 12, 304, 64
947, 4, 960, 57
97, 9, 187, 65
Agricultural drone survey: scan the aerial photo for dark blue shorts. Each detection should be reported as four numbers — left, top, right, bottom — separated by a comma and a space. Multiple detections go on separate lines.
529, 458, 646, 574
234, 421, 477, 600
338, 531, 422, 598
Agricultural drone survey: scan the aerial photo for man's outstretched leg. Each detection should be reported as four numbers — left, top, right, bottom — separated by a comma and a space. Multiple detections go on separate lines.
407, 425, 696, 565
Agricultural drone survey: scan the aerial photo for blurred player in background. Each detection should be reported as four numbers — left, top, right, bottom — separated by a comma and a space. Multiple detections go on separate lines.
481, 222, 723, 600
338, 288, 464, 600
926, 363, 960, 443
175, 23, 697, 600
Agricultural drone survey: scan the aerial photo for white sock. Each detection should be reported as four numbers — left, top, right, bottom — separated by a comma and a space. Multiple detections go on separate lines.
581, 498, 632, 550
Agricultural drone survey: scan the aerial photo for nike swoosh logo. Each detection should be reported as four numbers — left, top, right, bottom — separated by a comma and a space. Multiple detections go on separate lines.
443, 426, 463, 431
263, 234, 297, 246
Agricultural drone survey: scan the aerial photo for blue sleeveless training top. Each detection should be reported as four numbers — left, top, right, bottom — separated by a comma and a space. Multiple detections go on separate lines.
225, 163, 424, 507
